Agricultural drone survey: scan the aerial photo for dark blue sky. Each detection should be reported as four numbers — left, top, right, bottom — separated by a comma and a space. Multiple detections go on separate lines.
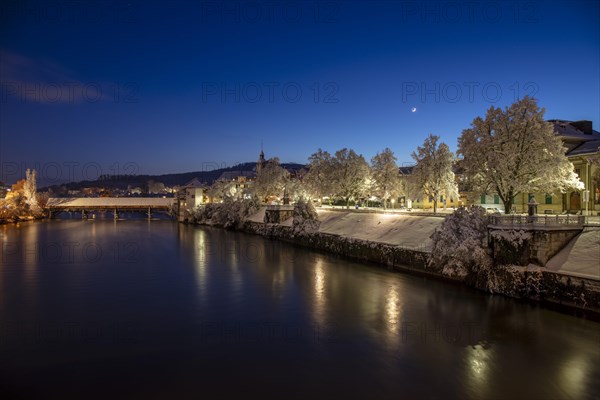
1, 0, 599, 185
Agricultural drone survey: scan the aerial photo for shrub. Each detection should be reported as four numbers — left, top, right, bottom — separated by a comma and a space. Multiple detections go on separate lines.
292, 198, 320, 234
429, 206, 493, 279
191, 197, 261, 229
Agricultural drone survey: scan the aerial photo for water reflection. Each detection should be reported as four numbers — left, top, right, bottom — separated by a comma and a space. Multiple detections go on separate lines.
465, 344, 494, 398
312, 259, 327, 327
385, 285, 402, 334
560, 355, 587, 399
192, 228, 208, 297
0, 221, 598, 399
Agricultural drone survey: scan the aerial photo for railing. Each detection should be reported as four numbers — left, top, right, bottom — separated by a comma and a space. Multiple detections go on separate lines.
489, 214, 586, 227
266, 205, 294, 210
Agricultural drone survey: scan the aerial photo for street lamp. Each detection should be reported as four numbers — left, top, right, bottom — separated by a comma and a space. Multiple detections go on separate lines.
391, 198, 395, 210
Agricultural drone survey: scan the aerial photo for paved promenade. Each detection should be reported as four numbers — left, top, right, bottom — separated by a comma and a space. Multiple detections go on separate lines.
546, 227, 600, 280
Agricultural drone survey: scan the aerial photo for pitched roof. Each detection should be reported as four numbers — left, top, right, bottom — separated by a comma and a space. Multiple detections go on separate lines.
47, 197, 175, 208
217, 170, 256, 181
567, 140, 600, 156
549, 120, 600, 157
183, 178, 207, 188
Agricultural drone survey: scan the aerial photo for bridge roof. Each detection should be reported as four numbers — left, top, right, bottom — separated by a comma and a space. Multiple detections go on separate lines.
47, 197, 175, 208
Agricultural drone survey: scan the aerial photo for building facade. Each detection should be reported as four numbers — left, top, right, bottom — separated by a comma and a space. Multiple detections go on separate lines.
176, 178, 207, 221
473, 120, 600, 214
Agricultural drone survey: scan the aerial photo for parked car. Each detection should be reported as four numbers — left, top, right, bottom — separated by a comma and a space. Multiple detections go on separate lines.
485, 207, 503, 214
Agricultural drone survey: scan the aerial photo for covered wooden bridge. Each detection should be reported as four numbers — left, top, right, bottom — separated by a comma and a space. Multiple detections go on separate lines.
47, 197, 176, 220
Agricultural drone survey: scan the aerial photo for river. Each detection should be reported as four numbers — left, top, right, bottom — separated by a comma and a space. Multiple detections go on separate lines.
0, 220, 599, 399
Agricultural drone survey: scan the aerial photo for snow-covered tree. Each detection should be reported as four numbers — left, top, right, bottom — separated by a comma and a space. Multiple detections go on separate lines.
286, 169, 309, 202
292, 197, 320, 234
147, 180, 165, 194
0, 171, 46, 220
429, 206, 492, 280
0, 180, 23, 221
458, 97, 583, 214
208, 179, 238, 201
398, 168, 421, 204
370, 148, 400, 209
192, 197, 260, 229
253, 157, 290, 202
411, 135, 458, 213
331, 148, 370, 208
24, 169, 39, 213
303, 149, 334, 203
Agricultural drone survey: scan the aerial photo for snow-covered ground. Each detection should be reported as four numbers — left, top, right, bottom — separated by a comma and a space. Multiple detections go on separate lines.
247, 206, 266, 223
546, 228, 600, 280
280, 217, 293, 226
318, 205, 458, 214
246, 208, 442, 250
316, 210, 443, 250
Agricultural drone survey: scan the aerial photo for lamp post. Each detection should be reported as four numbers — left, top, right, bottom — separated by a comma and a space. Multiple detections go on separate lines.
391, 198, 395, 210
528, 196, 538, 222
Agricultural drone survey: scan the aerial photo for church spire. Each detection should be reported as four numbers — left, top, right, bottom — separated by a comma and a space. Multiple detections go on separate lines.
257, 142, 266, 174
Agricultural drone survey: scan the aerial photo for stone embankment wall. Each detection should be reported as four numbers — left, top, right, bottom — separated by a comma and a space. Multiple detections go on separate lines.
243, 221, 432, 277
482, 266, 600, 314
490, 227, 583, 266
240, 218, 600, 314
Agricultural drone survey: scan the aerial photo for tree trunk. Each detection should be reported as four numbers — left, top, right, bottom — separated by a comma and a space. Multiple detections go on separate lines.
346, 197, 350, 209
433, 199, 437, 213
503, 198, 513, 215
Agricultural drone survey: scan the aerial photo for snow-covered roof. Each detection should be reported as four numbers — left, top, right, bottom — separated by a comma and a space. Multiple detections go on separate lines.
567, 140, 600, 156
183, 178, 207, 188
549, 120, 600, 157
47, 197, 175, 208
217, 170, 256, 181
550, 120, 600, 139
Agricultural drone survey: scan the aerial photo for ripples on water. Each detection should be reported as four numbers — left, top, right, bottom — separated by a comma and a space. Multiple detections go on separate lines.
0, 220, 599, 399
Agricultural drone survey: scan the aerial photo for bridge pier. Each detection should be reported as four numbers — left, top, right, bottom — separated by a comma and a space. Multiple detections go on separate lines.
113, 208, 119, 220
82, 209, 86, 220
147, 207, 152, 220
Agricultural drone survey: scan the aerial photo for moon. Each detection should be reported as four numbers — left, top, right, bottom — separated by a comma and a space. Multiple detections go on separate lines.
411, 107, 417, 113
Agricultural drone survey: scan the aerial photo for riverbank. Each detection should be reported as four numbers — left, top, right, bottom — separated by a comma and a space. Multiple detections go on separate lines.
202, 206, 600, 314
0, 215, 37, 225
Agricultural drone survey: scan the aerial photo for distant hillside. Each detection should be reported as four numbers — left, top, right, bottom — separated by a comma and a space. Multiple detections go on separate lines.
41, 162, 306, 192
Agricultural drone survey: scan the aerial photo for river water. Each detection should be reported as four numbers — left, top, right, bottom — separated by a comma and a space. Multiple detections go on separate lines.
0, 220, 599, 399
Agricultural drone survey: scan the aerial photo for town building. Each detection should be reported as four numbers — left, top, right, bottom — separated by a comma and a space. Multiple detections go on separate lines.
475, 120, 600, 214
213, 170, 257, 201
397, 166, 464, 210
176, 178, 208, 221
